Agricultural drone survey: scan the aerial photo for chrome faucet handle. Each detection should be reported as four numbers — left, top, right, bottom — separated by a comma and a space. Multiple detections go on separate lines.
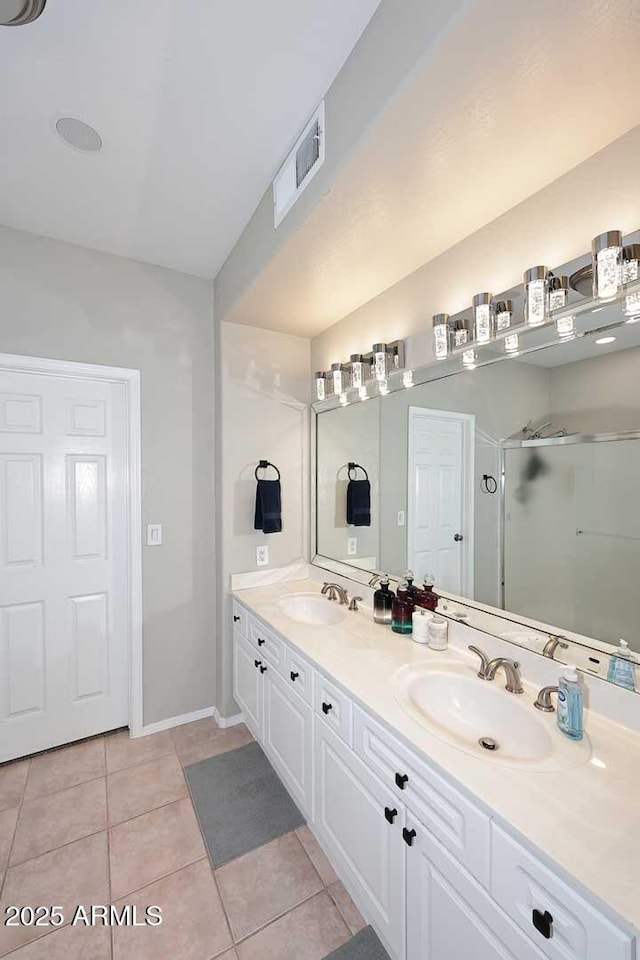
542, 635, 570, 659
468, 645, 491, 680
486, 657, 524, 694
534, 685, 559, 712
348, 596, 363, 611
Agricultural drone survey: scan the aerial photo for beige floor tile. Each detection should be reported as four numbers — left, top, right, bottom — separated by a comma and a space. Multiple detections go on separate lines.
0, 831, 109, 956
24, 739, 105, 801
0, 807, 19, 872
109, 797, 205, 900
296, 825, 338, 886
112, 858, 232, 960
216, 952, 238, 960
173, 720, 253, 767
0, 760, 30, 813
107, 753, 187, 825
328, 880, 366, 935
5, 922, 111, 959
236, 891, 350, 960
11, 778, 107, 865
106, 730, 175, 774
216, 831, 323, 942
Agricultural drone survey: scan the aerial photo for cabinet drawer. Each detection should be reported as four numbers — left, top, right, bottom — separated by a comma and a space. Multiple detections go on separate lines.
285, 648, 314, 705
248, 616, 286, 674
491, 825, 633, 960
231, 599, 247, 635
314, 673, 353, 746
353, 706, 490, 886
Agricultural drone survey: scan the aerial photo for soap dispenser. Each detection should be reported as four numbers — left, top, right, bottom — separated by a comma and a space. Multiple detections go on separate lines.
373, 575, 395, 625
557, 666, 583, 741
416, 573, 439, 612
607, 639, 637, 692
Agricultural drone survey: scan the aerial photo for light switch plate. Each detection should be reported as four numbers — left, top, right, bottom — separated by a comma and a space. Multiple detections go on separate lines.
347, 537, 357, 556
256, 545, 269, 567
397, 511, 405, 527
146, 523, 162, 546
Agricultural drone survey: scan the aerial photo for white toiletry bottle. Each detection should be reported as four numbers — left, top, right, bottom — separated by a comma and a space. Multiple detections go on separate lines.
607, 639, 636, 692
556, 666, 583, 741
427, 618, 448, 651
412, 608, 433, 644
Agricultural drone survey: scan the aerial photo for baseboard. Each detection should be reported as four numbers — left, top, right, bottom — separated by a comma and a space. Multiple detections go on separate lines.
138, 706, 215, 738
212, 706, 244, 728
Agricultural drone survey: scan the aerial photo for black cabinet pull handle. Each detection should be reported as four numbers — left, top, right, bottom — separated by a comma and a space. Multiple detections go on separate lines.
532, 909, 553, 940
254, 659, 261, 668
290, 671, 300, 682
531, 910, 553, 940
233, 615, 240, 622
322, 702, 333, 715
402, 827, 416, 847
259, 664, 267, 674
395, 772, 409, 789
384, 806, 398, 824
257, 638, 266, 646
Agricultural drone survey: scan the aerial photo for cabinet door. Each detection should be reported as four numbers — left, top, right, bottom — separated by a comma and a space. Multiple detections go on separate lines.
233, 630, 264, 738
407, 818, 546, 960
264, 667, 313, 818
315, 720, 405, 960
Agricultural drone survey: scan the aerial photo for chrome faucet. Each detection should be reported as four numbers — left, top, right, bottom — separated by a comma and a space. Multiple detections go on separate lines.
542, 635, 569, 659
348, 596, 363, 611
322, 582, 348, 605
468, 645, 524, 694
368, 574, 382, 588
534, 685, 559, 712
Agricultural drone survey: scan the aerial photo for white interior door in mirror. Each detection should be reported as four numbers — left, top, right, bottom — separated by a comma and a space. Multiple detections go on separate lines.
407, 407, 474, 596
0, 370, 129, 762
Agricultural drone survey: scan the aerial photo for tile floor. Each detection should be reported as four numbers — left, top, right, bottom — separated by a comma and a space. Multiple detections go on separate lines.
0, 718, 365, 959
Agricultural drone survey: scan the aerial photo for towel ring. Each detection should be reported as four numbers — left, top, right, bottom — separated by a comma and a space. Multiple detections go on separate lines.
347, 461, 369, 481
481, 473, 498, 494
255, 460, 281, 481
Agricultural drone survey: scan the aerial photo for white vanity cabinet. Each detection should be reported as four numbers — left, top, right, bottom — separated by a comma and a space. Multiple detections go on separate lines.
231, 602, 635, 960
315, 717, 406, 959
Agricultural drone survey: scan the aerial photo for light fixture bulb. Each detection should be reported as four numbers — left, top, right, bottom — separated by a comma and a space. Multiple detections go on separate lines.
402, 371, 414, 388
592, 231, 623, 302
523, 266, 549, 327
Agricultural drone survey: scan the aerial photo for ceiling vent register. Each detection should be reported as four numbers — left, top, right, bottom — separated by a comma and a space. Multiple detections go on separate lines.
273, 102, 325, 227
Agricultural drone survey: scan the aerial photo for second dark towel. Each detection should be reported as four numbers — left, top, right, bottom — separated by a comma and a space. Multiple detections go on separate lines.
346, 478, 371, 527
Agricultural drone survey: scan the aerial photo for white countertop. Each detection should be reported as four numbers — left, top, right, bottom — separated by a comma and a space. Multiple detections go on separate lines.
233, 578, 640, 933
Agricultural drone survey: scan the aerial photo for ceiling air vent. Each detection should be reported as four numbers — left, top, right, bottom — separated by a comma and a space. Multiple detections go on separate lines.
273, 102, 325, 228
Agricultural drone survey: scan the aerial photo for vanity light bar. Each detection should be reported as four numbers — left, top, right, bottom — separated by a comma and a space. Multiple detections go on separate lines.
315, 340, 406, 402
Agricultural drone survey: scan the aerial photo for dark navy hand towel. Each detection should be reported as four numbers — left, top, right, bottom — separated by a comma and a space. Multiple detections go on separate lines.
254, 479, 282, 534
346, 478, 371, 527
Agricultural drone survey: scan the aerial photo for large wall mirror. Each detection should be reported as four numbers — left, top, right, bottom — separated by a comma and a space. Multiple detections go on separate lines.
314, 233, 640, 688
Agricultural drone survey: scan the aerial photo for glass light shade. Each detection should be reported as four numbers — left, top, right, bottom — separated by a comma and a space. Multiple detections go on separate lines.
402, 370, 414, 388
339, 393, 349, 407
432, 314, 450, 360
524, 266, 549, 327
331, 362, 351, 395
556, 316, 576, 340
350, 354, 365, 389
378, 379, 389, 395
504, 333, 519, 355
323, 371, 334, 398
462, 348, 477, 368
495, 299, 513, 332
358, 385, 368, 401
372, 344, 390, 382
452, 318, 471, 347
622, 244, 640, 318
314, 371, 325, 401
548, 275, 569, 312
472, 293, 494, 344
592, 231, 623, 302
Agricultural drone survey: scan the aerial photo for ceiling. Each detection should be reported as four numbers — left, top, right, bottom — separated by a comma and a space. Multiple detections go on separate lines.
223, 0, 640, 336
0, 0, 382, 277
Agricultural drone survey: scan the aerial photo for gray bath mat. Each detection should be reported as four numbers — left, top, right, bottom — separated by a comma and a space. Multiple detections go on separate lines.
324, 927, 390, 960
185, 740, 305, 866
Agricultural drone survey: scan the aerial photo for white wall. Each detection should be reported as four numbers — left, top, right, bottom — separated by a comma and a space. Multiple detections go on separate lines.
0, 225, 215, 726
217, 321, 310, 716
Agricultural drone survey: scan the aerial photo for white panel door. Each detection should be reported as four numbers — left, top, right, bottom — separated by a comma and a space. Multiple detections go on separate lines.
0, 370, 129, 761
407, 407, 473, 594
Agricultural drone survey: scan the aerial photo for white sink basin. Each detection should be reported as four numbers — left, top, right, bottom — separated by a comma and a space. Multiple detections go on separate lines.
394, 660, 590, 771
278, 593, 345, 626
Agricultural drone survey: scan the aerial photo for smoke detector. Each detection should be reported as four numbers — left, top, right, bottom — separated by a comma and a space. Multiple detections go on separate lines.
0, 0, 47, 25
55, 117, 103, 153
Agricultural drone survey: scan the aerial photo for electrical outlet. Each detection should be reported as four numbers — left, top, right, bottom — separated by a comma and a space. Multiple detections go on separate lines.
397, 511, 405, 527
256, 545, 269, 567
347, 537, 357, 556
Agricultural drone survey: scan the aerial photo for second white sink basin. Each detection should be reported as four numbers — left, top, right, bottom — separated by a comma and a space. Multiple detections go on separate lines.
394, 659, 590, 771
278, 593, 345, 626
